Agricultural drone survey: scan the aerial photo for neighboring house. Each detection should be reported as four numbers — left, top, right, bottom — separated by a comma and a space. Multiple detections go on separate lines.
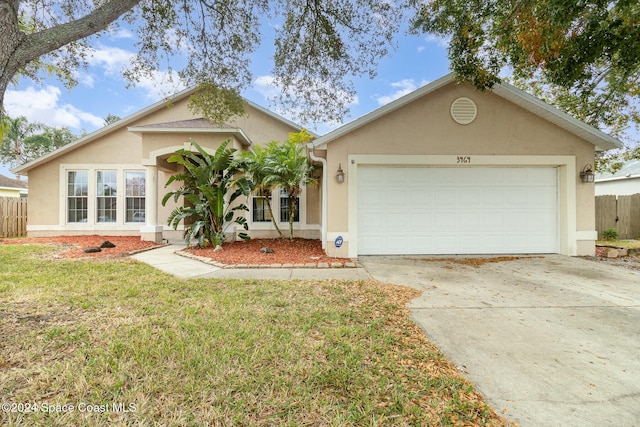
595, 159, 640, 196
0, 173, 28, 198
14, 74, 621, 257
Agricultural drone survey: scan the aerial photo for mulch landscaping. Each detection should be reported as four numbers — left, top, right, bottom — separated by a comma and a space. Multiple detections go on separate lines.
0, 235, 162, 259
0, 236, 353, 266
184, 238, 353, 266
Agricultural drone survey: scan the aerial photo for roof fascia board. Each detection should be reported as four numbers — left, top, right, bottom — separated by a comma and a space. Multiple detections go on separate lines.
595, 175, 640, 183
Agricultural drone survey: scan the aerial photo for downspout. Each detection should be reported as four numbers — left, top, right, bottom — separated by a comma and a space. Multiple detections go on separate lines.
307, 144, 327, 250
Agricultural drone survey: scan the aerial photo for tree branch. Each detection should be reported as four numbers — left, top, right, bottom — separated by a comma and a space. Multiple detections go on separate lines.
20, 0, 141, 64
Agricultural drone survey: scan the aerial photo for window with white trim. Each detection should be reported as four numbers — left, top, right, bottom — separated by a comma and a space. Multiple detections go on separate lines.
252, 196, 273, 222
125, 171, 146, 223
96, 170, 117, 222
67, 170, 88, 223
279, 188, 299, 223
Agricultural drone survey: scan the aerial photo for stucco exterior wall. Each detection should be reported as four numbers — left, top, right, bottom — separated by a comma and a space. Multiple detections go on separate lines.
25, 95, 321, 240
322, 82, 596, 257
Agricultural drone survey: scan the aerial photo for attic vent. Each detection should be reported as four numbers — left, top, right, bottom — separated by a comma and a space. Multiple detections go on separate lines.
450, 97, 477, 125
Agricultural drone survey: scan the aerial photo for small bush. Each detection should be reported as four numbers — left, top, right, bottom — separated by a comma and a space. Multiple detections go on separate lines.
601, 228, 618, 241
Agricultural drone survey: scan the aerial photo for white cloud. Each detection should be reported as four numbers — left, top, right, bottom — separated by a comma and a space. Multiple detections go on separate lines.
5, 86, 104, 130
86, 44, 135, 76
135, 69, 187, 102
376, 79, 430, 106
111, 28, 134, 39
424, 34, 450, 48
84, 44, 186, 101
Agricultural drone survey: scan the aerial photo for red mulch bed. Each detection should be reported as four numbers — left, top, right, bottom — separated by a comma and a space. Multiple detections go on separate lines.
185, 238, 351, 265
0, 235, 162, 259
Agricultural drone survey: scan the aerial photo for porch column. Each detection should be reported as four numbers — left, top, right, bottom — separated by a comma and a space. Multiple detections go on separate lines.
140, 165, 163, 242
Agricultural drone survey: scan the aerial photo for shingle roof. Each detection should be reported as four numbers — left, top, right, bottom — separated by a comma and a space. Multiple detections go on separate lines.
596, 159, 640, 181
0, 173, 28, 189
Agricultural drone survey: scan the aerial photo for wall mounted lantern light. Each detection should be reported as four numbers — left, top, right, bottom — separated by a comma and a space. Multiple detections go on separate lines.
580, 164, 595, 183
336, 163, 345, 183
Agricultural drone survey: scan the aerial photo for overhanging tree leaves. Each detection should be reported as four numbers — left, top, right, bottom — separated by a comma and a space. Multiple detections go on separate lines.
1, 0, 405, 126
410, 0, 640, 168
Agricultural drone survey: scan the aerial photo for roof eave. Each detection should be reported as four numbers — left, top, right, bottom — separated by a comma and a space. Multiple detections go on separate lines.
13, 87, 199, 175
127, 126, 252, 146
595, 174, 640, 183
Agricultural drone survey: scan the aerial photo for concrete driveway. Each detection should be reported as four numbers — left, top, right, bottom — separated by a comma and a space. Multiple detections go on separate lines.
360, 255, 640, 427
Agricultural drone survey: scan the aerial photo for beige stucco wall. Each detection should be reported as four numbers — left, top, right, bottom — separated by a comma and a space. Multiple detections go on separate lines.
26, 96, 321, 239
322, 82, 597, 257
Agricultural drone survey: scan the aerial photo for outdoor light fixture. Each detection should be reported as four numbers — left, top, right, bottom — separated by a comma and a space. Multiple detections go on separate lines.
336, 163, 345, 183
580, 164, 595, 183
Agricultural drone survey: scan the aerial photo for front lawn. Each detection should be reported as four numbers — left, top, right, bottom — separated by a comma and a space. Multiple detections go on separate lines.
0, 245, 513, 426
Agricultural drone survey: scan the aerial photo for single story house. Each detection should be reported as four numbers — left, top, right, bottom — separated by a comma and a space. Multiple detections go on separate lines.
0, 173, 28, 198
595, 159, 640, 196
14, 74, 622, 257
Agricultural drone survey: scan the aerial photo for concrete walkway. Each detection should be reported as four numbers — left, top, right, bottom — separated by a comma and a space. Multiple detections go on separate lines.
131, 244, 371, 280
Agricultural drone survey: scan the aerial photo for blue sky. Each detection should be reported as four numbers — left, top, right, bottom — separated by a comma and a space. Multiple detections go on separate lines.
1, 20, 452, 178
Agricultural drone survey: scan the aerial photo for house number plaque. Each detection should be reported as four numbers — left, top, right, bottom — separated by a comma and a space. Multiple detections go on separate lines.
456, 156, 471, 164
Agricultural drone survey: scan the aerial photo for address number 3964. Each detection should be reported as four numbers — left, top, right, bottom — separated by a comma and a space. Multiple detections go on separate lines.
456, 156, 471, 164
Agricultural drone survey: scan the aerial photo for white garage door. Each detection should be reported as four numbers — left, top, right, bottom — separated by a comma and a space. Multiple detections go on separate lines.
357, 166, 559, 255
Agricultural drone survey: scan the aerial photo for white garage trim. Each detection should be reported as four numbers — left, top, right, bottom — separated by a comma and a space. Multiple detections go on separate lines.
347, 155, 577, 257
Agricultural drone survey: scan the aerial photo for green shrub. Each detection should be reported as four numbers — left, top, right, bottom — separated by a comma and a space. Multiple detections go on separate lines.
601, 228, 618, 241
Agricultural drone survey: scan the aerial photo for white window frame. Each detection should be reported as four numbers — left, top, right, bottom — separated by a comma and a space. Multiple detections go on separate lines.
59, 164, 146, 230
248, 186, 310, 231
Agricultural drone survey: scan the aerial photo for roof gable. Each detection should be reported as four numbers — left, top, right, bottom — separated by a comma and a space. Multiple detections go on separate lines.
311, 74, 622, 152
13, 89, 306, 175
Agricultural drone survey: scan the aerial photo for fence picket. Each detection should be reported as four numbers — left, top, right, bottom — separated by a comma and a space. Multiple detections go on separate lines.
0, 197, 28, 238
595, 193, 640, 240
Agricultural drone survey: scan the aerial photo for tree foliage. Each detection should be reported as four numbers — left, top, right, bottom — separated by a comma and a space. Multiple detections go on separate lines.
162, 139, 250, 248
411, 0, 640, 166
237, 141, 285, 238
260, 130, 317, 240
0, 115, 76, 168
1, 0, 405, 125
237, 130, 316, 240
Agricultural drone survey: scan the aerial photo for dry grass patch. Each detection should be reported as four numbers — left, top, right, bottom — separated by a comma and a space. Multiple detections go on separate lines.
0, 244, 516, 426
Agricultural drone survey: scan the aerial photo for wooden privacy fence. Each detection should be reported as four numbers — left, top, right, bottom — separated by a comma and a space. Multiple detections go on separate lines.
0, 197, 27, 238
595, 194, 640, 240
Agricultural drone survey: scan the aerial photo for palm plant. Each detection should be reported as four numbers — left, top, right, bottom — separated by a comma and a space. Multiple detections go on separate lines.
237, 142, 285, 238
162, 139, 250, 248
262, 134, 317, 240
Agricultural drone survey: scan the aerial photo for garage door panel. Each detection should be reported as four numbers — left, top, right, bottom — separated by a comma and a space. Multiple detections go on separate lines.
358, 166, 558, 255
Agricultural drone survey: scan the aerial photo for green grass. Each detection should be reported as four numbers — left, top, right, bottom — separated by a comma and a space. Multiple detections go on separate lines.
0, 244, 513, 426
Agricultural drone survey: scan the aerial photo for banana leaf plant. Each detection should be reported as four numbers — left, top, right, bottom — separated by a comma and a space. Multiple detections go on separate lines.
162, 139, 250, 248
